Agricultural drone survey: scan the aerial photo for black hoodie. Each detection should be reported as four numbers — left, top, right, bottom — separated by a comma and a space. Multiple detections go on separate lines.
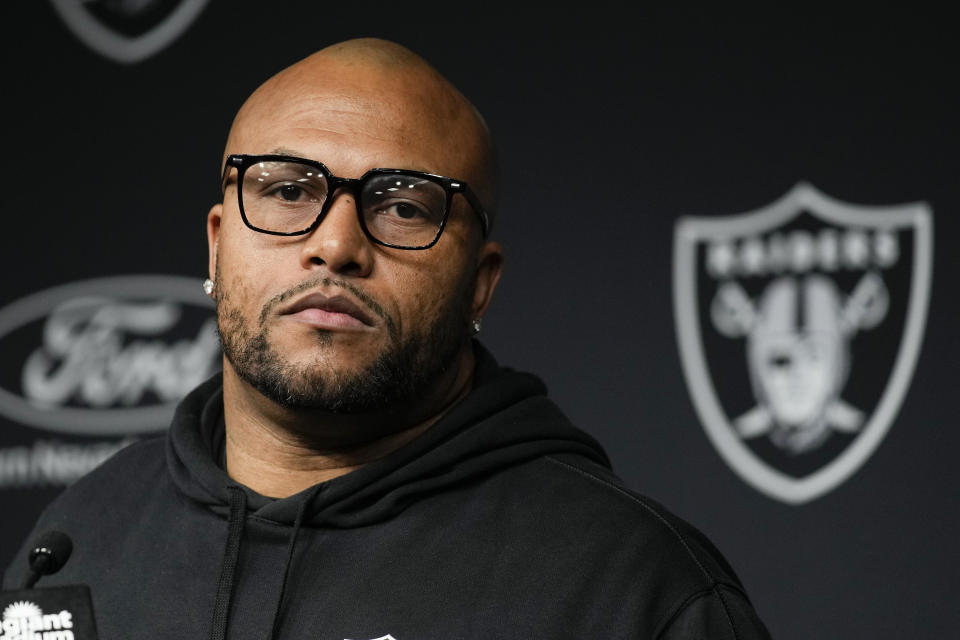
4, 345, 771, 639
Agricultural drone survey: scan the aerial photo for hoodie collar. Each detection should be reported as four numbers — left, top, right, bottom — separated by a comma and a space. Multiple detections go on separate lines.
166, 342, 610, 527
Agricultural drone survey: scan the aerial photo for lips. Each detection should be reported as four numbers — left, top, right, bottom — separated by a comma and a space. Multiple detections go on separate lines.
279, 291, 377, 328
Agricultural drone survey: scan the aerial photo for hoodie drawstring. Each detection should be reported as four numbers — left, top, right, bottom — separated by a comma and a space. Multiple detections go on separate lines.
268, 483, 323, 640
208, 483, 322, 640
210, 485, 248, 640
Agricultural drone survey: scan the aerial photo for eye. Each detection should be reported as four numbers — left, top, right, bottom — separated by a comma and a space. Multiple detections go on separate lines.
367, 195, 440, 224
389, 201, 428, 220
274, 183, 309, 202
362, 175, 447, 238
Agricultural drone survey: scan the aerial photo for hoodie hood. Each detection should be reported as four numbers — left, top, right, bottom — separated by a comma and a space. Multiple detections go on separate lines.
169, 343, 614, 639
166, 342, 611, 529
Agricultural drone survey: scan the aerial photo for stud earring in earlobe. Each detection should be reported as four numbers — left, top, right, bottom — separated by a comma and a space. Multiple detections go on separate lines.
202, 278, 215, 296
471, 318, 482, 335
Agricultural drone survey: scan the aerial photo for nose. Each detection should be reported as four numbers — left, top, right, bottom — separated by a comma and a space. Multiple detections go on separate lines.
298, 191, 374, 277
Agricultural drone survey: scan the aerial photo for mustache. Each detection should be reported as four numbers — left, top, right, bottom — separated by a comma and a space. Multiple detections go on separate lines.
259, 275, 398, 340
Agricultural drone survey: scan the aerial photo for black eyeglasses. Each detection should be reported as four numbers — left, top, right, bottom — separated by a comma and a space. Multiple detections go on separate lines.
220, 154, 490, 250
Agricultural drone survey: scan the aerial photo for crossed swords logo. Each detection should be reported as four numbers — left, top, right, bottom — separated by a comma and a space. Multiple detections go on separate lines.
673, 183, 932, 503
711, 271, 888, 453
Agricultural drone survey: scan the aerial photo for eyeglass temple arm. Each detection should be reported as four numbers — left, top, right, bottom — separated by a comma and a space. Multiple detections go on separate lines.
455, 183, 491, 238
219, 155, 245, 192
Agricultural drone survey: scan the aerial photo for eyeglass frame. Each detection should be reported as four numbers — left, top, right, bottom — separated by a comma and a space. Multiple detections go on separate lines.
220, 153, 491, 250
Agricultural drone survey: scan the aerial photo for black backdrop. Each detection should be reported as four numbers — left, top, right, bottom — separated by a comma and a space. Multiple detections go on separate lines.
2, 3, 958, 638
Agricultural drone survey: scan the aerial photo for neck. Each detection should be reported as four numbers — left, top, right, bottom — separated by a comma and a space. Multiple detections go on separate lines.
221, 346, 475, 498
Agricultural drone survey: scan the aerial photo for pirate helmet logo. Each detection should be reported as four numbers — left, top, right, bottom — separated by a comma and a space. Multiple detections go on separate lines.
674, 183, 932, 504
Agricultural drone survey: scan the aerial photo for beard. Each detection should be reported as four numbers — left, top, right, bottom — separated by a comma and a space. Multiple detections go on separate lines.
215, 270, 473, 414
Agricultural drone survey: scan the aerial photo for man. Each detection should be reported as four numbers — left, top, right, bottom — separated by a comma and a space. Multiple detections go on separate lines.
5, 38, 772, 638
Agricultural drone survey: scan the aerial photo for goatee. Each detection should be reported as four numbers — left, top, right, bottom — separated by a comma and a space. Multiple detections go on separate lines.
215, 271, 472, 413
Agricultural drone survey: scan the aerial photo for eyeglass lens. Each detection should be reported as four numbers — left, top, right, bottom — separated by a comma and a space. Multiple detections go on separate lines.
241, 160, 448, 247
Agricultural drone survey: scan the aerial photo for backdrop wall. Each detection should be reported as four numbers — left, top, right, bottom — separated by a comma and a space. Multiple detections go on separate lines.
2, 3, 957, 638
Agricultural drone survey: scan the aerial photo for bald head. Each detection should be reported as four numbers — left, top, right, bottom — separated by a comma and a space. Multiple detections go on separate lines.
225, 38, 498, 223
314, 37, 432, 69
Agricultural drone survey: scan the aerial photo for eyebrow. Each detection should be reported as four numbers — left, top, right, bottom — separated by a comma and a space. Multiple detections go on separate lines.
269, 146, 308, 157
266, 147, 435, 175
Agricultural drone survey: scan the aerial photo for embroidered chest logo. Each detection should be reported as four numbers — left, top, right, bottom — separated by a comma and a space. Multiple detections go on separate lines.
673, 183, 932, 504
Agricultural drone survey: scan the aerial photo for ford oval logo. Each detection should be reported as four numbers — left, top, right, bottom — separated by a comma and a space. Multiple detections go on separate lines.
0, 275, 221, 436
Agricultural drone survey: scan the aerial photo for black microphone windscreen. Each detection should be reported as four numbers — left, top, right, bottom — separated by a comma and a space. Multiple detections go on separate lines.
29, 530, 73, 575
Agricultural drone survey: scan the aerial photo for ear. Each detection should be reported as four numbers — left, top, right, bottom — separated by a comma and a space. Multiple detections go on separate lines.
207, 203, 223, 282
470, 240, 504, 319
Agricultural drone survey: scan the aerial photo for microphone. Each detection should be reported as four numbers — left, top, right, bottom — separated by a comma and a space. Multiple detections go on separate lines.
2, 530, 98, 638
22, 530, 73, 589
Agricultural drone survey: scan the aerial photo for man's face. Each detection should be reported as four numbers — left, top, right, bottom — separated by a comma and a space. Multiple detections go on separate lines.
207, 64, 500, 414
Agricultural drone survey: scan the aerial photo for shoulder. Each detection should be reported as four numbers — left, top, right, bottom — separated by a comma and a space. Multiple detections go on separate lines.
542, 455, 738, 568
656, 582, 772, 640
483, 452, 769, 637
20, 433, 167, 531
50, 434, 168, 507
3, 435, 168, 586
534, 451, 744, 589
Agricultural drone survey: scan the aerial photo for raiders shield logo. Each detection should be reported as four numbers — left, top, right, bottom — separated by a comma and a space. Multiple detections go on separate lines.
50, 0, 210, 64
673, 183, 932, 504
